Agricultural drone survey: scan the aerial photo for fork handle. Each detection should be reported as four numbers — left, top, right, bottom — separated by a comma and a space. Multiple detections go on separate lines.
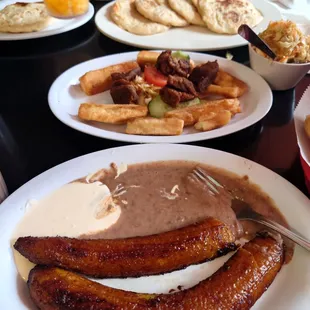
246, 217, 310, 252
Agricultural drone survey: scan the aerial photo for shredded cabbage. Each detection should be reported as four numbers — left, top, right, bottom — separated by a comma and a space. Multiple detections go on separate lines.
133, 76, 161, 105
226, 51, 234, 60
258, 20, 310, 63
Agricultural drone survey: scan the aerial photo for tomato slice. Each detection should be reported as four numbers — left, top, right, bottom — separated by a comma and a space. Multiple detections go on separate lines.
144, 66, 168, 87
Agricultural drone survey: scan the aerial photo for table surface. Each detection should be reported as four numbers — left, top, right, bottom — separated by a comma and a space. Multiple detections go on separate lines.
0, 1, 309, 198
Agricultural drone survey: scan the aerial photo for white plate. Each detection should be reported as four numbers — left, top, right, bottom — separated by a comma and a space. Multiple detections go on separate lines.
48, 51, 273, 144
1, 144, 310, 309
0, 0, 94, 41
94, 0, 282, 51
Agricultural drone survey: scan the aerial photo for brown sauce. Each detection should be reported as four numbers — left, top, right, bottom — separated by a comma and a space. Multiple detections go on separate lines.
82, 160, 293, 264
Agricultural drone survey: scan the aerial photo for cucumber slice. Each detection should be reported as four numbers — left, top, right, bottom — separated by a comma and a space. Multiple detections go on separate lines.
172, 51, 190, 61
178, 98, 201, 109
148, 96, 172, 118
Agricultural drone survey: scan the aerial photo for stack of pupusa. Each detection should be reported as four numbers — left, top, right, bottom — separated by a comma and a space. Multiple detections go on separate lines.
111, 0, 263, 36
0, 2, 51, 33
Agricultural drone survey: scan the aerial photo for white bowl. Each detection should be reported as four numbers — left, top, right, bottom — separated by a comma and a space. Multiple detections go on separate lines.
249, 44, 310, 90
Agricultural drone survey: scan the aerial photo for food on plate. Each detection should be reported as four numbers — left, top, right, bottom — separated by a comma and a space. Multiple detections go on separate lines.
256, 20, 310, 63
197, 0, 263, 34
138, 50, 196, 70
204, 84, 240, 98
79, 61, 139, 96
27, 235, 283, 310
191, 0, 199, 8
195, 110, 231, 132
111, 0, 170, 36
214, 70, 248, 97
12, 160, 293, 308
165, 98, 240, 126
78, 50, 248, 136
110, 67, 144, 104
167, 0, 205, 26
78, 103, 148, 124
137, 50, 162, 67
135, 0, 188, 27
0, 2, 51, 33
109, 0, 264, 36
14, 217, 237, 278
44, 0, 89, 18
304, 115, 310, 138
126, 117, 184, 135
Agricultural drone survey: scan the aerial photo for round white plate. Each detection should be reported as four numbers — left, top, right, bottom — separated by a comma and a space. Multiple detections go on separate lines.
94, 0, 282, 51
1, 144, 310, 309
0, 0, 94, 41
48, 51, 273, 144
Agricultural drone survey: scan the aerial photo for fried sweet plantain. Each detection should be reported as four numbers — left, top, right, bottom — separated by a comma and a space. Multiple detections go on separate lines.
28, 235, 284, 310
14, 218, 236, 279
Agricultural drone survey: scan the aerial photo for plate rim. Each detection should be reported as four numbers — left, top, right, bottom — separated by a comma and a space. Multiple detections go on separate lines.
48, 50, 273, 144
0, 2, 94, 41
94, 0, 282, 51
1, 144, 310, 309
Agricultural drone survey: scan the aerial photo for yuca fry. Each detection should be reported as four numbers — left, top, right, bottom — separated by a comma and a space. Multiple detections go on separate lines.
79, 61, 139, 96
214, 70, 248, 97
195, 110, 232, 131
78, 103, 148, 124
203, 84, 240, 98
137, 51, 160, 68
165, 99, 240, 126
137, 50, 195, 69
126, 117, 184, 135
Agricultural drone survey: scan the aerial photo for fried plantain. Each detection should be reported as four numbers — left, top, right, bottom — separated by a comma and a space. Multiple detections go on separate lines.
28, 235, 284, 310
14, 218, 237, 278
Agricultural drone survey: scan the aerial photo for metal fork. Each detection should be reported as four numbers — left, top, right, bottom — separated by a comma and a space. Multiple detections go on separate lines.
190, 167, 310, 251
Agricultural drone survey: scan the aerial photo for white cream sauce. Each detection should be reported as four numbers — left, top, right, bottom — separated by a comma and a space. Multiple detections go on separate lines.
12, 181, 120, 282
115, 163, 128, 179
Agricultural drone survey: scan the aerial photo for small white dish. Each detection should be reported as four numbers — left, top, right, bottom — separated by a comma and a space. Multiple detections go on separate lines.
0, 0, 94, 41
249, 44, 310, 90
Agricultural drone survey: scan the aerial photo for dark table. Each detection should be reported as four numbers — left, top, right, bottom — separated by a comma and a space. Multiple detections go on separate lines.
0, 1, 309, 197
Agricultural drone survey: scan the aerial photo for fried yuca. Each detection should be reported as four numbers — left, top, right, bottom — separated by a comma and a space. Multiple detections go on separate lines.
126, 117, 184, 135
79, 61, 139, 96
165, 98, 241, 126
204, 85, 240, 98
78, 103, 148, 124
195, 110, 232, 131
214, 70, 248, 97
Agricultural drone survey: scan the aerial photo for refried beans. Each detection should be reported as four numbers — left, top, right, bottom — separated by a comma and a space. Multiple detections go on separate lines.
81, 160, 293, 263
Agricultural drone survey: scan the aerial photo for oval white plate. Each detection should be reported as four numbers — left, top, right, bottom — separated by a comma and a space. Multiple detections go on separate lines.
48, 51, 273, 144
0, 0, 94, 41
1, 144, 310, 309
95, 0, 282, 51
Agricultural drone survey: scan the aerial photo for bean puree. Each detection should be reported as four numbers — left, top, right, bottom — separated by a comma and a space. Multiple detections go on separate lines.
83, 160, 293, 263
